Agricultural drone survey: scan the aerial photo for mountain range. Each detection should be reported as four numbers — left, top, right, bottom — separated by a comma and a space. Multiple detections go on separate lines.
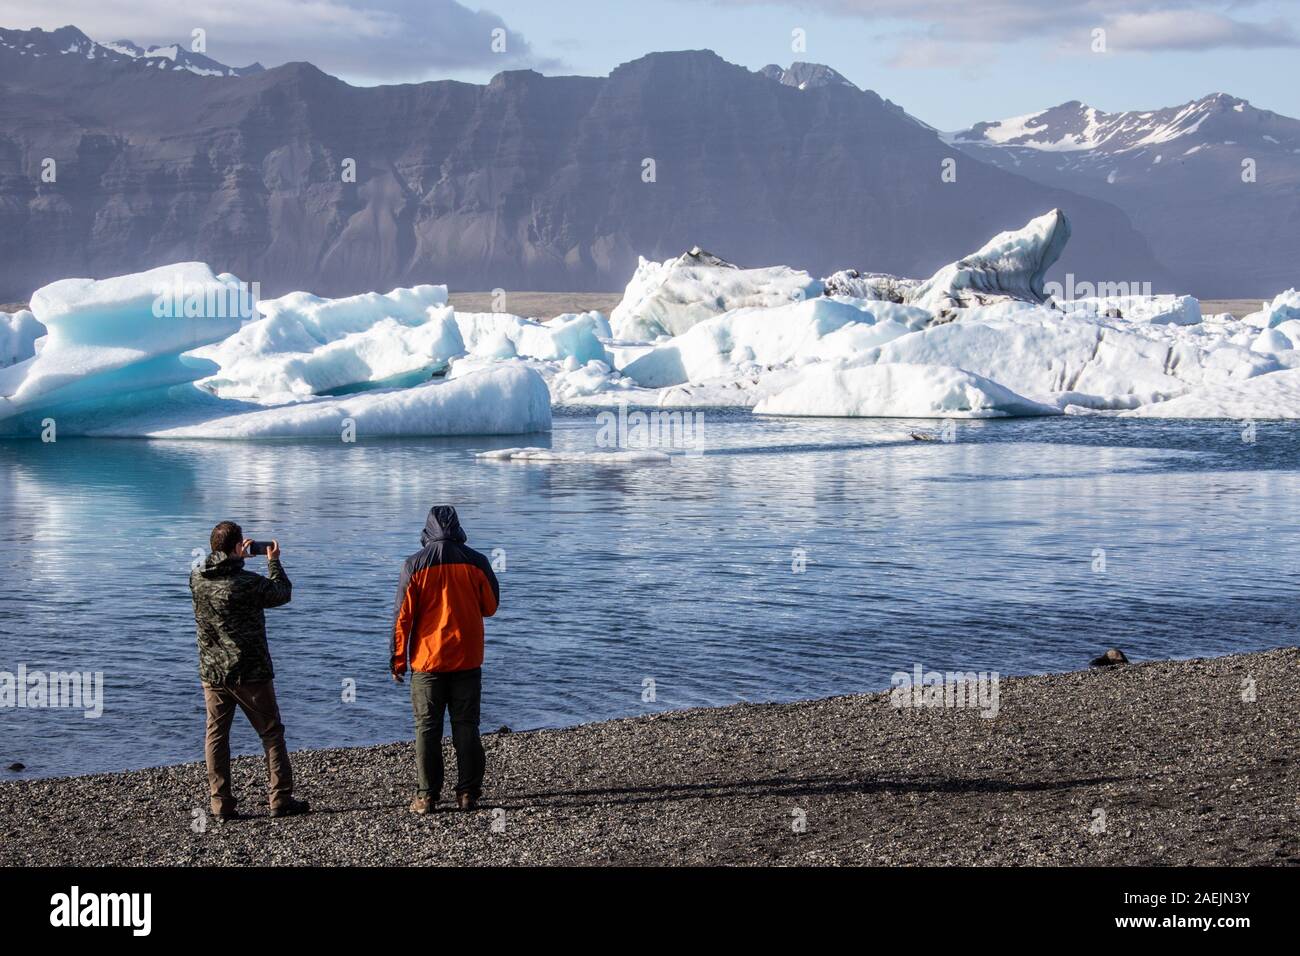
0, 25, 1292, 300
949, 94, 1300, 297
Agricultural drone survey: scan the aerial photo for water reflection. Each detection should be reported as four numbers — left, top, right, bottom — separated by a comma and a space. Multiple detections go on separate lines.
1, 414, 1298, 777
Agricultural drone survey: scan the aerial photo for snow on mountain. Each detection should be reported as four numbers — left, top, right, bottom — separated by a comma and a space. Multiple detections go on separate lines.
0, 25, 262, 76
949, 96, 1254, 155
758, 61, 858, 91
949, 94, 1300, 297
758, 60, 933, 130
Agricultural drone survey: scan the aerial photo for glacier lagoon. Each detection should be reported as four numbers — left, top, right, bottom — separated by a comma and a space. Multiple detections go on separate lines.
2, 410, 1298, 778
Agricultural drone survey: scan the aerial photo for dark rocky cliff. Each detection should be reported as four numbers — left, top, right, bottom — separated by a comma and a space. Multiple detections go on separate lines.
0, 32, 1172, 299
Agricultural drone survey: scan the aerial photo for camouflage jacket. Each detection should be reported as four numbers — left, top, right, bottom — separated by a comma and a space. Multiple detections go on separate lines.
190, 551, 292, 685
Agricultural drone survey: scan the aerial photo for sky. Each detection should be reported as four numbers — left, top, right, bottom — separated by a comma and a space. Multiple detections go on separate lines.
8, 0, 1300, 129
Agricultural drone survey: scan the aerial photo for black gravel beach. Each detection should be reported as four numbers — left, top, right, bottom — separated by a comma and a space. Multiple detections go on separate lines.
2, 648, 1296, 866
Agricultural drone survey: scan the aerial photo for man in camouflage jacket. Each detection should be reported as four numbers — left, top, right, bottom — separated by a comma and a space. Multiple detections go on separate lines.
190, 520, 309, 821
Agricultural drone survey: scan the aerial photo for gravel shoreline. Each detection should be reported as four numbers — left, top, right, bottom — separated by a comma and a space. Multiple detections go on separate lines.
2, 647, 1297, 866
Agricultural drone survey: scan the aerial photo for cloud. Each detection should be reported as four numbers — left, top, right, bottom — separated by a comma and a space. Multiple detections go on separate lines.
1104, 10, 1300, 49
2, 0, 564, 79
714, 0, 1300, 58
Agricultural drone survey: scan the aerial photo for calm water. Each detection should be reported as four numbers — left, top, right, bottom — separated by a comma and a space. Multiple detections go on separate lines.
2, 411, 1298, 778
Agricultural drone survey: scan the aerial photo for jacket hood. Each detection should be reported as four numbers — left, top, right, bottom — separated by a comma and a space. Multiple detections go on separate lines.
421, 505, 467, 547
200, 551, 245, 577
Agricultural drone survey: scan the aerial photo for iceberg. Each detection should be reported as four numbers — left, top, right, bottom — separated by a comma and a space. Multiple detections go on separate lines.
1060, 294, 1201, 326
862, 307, 1276, 410
191, 285, 460, 403
90, 366, 552, 439
1243, 289, 1300, 329
1, 308, 45, 368
1122, 368, 1300, 419
821, 269, 920, 303
621, 297, 924, 389
754, 363, 1061, 419
906, 209, 1071, 314
609, 247, 822, 341
0, 263, 242, 422
455, 310, 611, 366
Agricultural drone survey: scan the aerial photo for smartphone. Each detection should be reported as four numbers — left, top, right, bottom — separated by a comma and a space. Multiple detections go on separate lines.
246, 541, 273, 556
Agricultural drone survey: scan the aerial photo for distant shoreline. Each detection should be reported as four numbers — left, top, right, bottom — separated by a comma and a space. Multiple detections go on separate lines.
2, 646, 1295, 866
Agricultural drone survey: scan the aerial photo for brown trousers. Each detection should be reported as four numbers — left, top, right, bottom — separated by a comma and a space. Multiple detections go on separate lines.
202, 680, 294, 814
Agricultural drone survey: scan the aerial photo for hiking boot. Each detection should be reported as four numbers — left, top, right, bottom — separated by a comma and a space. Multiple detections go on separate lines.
270, 798, 311, 818
213, 807, 243, 823
409, 796, 434, 815
457, 792, 479, 812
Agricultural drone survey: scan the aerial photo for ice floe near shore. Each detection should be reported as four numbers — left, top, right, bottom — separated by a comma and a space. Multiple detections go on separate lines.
1243, 289, 1300, 329
191, 285, 460, 403
754, 363, 1061, 418
1120, 368, 1300, 419
1, 308, 44, 368
621, 297, 928, 389
0, 263, 240, 423
5, 209, 1300, 435
91, 366, 551, 439
610, 247, 821, 341
906, 209, 1069, 314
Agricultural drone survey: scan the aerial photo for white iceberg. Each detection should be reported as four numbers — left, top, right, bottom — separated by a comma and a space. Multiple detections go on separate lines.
621, 297, 924, 389
862, 307, 1276, 410
1060, 294, 1201, 326
455, 310, 611, 366
1243, 289, 1300, 329
1, 308, 45, 368
754, 363, 1060, 419
906, 209, 1071, 314
610, 247, 822, 341
92, 365, 552, 439
821, 269, 920, 302
1122, 368, 1300, 419
0, 263, 243, 421
192, 285, 460, 402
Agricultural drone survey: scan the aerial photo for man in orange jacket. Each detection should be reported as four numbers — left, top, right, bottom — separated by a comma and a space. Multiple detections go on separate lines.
391, 505, 499, 813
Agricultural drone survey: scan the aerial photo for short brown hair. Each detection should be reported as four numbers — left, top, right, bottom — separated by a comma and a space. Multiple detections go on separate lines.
210, 521, 243, 555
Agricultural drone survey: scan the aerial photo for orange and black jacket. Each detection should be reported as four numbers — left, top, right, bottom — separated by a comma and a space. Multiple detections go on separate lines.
391, 506, 499, 675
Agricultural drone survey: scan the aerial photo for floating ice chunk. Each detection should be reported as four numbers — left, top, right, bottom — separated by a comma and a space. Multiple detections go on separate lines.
822, 270, 921, 303
126, 366, 551, 439
256, 285, 448, 340
476, 447, 671, 463
1, 309, 45, 368
610, 247, 822, 341
906, 209, 1071, 313
858, 309, 1266, 409
1271, 320, 1300, 349
1062, 294, 1201, 326
754, 363, 1061, 419
0, 263, 242, 421
1252, 327, 1294, 354
1242, 289, 1300, 328
622, 297, 913, 389
455, 311, 611, 365
1122, 368, 1300, 419
192, 285, 459, 402
196, 311, 463, 403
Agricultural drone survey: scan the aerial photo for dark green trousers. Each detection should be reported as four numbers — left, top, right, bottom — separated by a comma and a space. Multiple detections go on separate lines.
410, 668, 485, 799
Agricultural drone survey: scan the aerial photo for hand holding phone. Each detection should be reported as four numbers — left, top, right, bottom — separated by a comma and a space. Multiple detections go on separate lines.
243, 539, 277, 558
